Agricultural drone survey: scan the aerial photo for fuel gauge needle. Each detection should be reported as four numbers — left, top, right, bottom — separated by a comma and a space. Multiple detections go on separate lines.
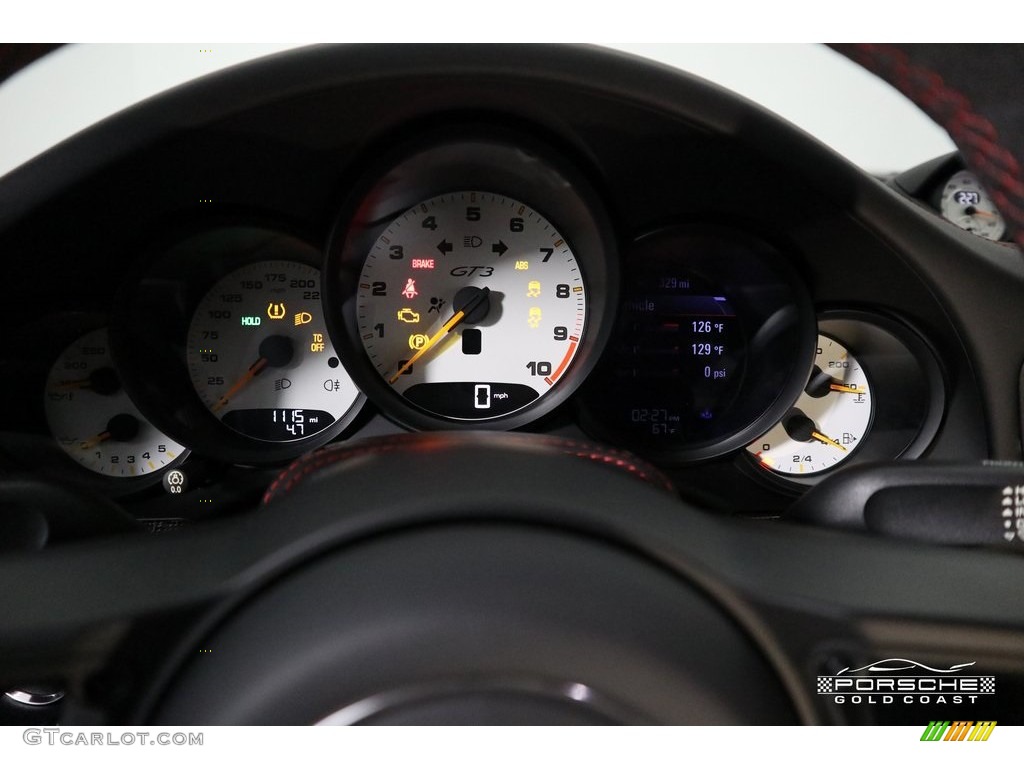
783, 409, 847, 451
829, 382, 863, 394
811, 430, 847, 452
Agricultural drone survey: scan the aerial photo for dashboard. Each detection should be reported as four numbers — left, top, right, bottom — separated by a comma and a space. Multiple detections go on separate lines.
0, 49, 998, 522
2, 44, 1024, 726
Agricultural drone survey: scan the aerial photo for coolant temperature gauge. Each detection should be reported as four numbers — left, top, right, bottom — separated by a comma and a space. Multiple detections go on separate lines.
747, 335, 872, 476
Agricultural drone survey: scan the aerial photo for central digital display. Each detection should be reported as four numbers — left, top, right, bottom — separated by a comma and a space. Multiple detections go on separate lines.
578, 227, 816, 462
602, 272, 746, 443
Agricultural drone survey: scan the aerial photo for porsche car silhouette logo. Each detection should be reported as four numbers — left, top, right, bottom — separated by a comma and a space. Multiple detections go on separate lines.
817, 658, 995, 706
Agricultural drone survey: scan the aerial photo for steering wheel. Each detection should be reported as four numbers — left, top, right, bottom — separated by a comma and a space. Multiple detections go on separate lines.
0, 44, 1022, 726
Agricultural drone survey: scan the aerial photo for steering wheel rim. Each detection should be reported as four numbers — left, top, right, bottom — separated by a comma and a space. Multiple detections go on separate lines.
138, 433, 799, 724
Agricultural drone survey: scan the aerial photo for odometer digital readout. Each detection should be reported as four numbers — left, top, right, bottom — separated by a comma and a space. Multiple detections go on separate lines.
610, 273, 746, 442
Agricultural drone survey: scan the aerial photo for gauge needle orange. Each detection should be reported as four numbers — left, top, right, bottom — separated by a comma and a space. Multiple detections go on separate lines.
812, 431, 847, 451
80, 431, 111, 450
212, 357, 268, 413
389, 311, 466, 384
829, 383, 863, 394
57, 378, 91, 390
389, 288, 490, 384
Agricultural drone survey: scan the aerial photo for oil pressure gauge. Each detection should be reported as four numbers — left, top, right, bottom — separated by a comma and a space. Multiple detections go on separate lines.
747, 335, 873, 476
44, 328, 186, 478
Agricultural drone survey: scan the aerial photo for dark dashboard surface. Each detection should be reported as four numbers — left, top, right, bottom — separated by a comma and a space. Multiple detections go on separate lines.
2, 44, 1023, 727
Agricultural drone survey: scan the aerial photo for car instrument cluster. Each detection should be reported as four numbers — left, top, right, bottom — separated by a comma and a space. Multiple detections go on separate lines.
0, 127, 951, 509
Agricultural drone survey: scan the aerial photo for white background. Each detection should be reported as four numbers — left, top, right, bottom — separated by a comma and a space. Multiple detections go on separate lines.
0, 43, 956, 178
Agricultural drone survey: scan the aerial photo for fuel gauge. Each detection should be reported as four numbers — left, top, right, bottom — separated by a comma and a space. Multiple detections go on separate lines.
44, 328, 187, 478
747, 335, 872, 476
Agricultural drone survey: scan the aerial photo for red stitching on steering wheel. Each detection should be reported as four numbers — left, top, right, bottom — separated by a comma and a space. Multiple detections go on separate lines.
834, 43, 1024, 249
262, 433, 676, 505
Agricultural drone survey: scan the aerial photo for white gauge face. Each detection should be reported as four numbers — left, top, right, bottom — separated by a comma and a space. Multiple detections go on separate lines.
356, 191, 587, 421
44, 328, 186, 477
746, 335, 872, 476
186, 260, 362, 442
940, 170, 1007, 241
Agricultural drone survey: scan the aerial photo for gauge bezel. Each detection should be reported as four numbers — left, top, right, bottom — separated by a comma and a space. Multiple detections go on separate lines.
576, 225, 817, 464
739, 309, 947, 490
324, 127, 619, 431
110, 224, 367, 465
744, 332, 876, 478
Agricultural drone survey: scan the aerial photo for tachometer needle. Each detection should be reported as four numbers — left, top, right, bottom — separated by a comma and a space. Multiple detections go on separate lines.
389, 287, 490, 384
212, 357, 268, 413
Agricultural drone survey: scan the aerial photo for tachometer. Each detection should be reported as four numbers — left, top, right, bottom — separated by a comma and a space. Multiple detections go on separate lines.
325, 133, 617, 430
186, 260, 362, 442
355, 191, 585, 420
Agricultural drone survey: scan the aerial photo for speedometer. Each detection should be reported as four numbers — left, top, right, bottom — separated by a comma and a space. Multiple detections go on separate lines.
186, 260, 362, 442
356, 191, 586, 420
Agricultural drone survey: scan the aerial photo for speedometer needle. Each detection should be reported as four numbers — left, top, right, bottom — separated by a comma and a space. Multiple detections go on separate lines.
389, 287, 490, 384
209, 335, 295, 414
212, 357, 268, 414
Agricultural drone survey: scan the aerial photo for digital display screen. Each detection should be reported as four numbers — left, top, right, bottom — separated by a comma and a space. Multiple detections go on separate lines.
603, 272, 746, 443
